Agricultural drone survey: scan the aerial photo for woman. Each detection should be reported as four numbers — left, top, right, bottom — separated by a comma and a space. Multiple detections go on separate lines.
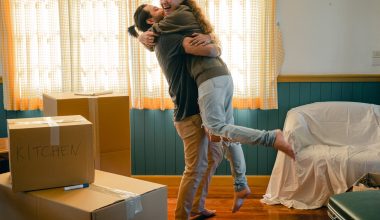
129, 0, 295, 216
129, 3, 225, 220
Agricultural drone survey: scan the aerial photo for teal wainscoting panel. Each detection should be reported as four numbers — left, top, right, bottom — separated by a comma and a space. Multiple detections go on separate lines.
0, 84, 7, 137
364, 82, 380, 103
310, 83, 322, 103
331, 82, 343, 101
299, 83, 311, 106
352, 83, 363, 102
144, 110, 156, 174
132, 110, 146, 174
154, 110, 166, 174
320, 83, 333, 101
1, 82, 380, 175
130, 82, 380, 175
130, 107, 136, 174
164, 110, 177, 174
341, 83, 353, 101
278, 83, 290, 129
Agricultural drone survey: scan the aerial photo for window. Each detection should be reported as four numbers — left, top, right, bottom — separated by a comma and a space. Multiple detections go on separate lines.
128, 0, 282, 110
0, 0, 281, 110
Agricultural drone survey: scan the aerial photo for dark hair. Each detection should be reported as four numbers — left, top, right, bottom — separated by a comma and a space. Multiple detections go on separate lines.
128, 4, 152, 38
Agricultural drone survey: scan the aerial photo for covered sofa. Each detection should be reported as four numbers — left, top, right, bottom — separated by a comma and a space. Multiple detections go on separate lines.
261, 101, 380, 209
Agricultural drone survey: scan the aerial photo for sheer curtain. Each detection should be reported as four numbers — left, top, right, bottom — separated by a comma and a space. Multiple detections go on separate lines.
0, 0, 129, 110
205, 0, 283, 109
128, 0, 283, 110
1, 0, 62, 110
66, 0, 129, 94
0, 0, 282, 111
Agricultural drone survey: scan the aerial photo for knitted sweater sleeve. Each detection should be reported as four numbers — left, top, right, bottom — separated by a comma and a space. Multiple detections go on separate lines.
152, 5, 201, 34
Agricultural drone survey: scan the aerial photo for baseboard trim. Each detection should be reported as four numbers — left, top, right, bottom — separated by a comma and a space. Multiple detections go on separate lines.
132, 175, 270, 188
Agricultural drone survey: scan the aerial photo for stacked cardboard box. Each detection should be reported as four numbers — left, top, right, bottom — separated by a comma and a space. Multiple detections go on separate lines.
2, 114, 167, 219
7, 115, 94, 192
0, 170, 167, 220
43, 93, 131, 176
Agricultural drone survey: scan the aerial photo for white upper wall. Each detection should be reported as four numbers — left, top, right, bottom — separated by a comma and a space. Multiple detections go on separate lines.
278, 0, 380, 74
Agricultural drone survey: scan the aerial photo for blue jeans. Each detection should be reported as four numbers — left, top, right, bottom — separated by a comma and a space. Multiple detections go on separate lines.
198, 75, 277, 191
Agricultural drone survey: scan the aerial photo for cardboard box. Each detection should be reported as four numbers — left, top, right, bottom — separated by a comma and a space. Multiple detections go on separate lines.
0, 170, 167, 220
43, 93, 131, 176
347, 173, 380, 192
7, 115, 94, 192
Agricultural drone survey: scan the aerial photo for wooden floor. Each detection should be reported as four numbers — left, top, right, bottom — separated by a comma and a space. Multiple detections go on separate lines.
0, 138, 8, 154
167, 186, 329, 220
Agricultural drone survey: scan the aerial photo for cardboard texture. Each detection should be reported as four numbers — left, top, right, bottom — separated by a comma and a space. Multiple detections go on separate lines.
347, 173, 380, 192
43, 93, 131, 176
7, 115, 94, 192
0, 170, 168, 220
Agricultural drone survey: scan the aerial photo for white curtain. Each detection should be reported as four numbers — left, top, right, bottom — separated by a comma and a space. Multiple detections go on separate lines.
1, 0, 130, 110
127, 0, 282, 110
65, 0, 129, 94
1, 0, 281, 110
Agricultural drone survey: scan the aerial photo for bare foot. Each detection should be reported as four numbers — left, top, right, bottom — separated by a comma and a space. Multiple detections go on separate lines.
273, 130, 295, 160
232, 186, 251, 213
190, 208, 216, 219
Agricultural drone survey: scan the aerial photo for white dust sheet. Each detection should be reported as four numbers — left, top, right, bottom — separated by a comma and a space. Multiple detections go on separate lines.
261, 102, 380, 209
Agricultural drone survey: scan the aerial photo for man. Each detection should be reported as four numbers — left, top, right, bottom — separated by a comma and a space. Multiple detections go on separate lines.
129, 4, 224, 220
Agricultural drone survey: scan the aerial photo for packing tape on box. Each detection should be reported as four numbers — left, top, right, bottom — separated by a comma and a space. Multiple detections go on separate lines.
90, 184, 143, 218
10, 117, 87, 146
45, 117, 60, 146
10, 117, 87, 126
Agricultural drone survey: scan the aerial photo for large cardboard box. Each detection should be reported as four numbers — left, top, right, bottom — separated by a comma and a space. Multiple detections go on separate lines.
43, 93, 131, 176
7, 115, 94, 192
0, 170, 167, 220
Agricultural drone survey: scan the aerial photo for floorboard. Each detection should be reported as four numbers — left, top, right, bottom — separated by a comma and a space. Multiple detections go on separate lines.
167, 186, 329, 220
